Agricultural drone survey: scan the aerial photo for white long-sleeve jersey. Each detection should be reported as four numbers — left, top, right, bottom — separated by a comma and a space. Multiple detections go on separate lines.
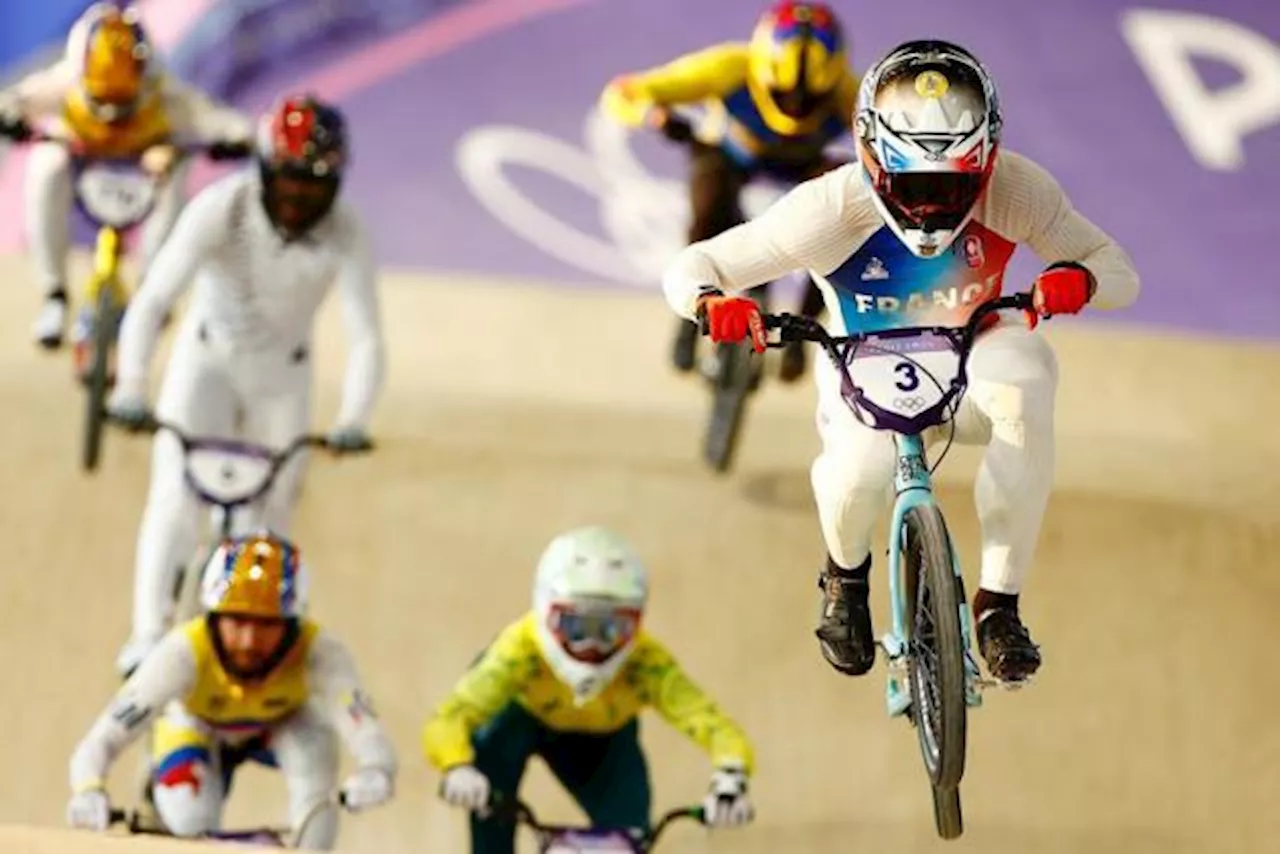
68, 623, 399, 794
115, 169, 386, 430
662, 149, 1140, 334
0, 58, 252, 144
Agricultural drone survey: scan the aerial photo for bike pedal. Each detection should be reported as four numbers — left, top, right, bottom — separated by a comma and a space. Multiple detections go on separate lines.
877, 633, 907, 659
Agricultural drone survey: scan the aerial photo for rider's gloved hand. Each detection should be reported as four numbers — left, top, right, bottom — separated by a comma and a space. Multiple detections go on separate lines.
0, 101, 31, 142
1031, 261, 1095, 320
658, 113, 694, 143
66, 788, 111, 831
439, 764, 490, 812
696, 292, 766, 353
141, 143, 179, 178
0, 117, 31, 142
326, 425, 373, 454
207, 140, 254, 161
702, 766, 753, 828
106, 384, 152, 432
341, 767, 394, 812
643, 105, 694, 143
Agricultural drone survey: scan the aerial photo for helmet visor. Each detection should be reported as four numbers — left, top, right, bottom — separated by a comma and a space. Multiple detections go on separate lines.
770, 85, 828, 119
548, 601, 640, 663
263, 172, 338, 235
875, 171, 985, 233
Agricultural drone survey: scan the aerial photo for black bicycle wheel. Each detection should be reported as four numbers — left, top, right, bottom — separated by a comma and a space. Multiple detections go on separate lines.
902, 503, 967, 791
931, 783, 964, 840
81, 286, 118, 472
702, 340, 757, 473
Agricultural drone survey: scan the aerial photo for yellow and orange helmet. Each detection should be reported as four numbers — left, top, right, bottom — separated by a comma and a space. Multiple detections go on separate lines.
66, 3, 156, 123
747, 1, 848, 135
199, 533, 310, 621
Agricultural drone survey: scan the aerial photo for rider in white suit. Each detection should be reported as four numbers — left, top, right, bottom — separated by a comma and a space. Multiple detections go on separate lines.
661, 40, 1139, 684
108, 94, 385, 677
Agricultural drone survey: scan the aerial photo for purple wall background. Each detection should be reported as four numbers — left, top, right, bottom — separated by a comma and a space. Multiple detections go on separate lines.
12, 0, 1280, 339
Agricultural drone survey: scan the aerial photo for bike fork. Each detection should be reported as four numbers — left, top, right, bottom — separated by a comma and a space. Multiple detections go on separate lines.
882, 433, 930, 719
75, 228, 125, 372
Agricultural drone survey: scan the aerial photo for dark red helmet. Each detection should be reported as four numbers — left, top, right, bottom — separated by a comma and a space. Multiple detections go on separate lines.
255, 93, 349, 238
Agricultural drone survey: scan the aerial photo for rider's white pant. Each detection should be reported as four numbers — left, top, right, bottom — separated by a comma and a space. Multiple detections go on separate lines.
810, 321, 1058, 595
23, 141, 189, 297
129, 320, 312, 645
152, 701, 340, 850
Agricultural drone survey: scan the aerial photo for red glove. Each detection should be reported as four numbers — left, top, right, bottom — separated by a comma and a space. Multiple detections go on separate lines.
1032, 262, 1096, 321
697, 293, 766, 353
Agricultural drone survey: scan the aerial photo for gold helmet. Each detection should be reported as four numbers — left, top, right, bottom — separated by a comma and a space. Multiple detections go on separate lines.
200, 533, 310, 620
67, 3, 156, 123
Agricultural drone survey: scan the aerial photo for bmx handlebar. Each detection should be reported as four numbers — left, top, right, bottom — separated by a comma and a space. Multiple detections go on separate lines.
487, 796, 704, 849
108, 790, 348, 840
763, 291, 1036, 360
107, 412, 351, 514
6, 128, 253, 163
127, 414, 334, 461
759, 291, 1038, 436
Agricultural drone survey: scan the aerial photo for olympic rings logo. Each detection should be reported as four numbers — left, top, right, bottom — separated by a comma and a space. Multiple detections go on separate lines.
453, 108, 786, 286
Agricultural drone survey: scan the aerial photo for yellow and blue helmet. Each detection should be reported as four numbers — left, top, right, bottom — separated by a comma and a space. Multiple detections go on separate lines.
747, 1, 848, 135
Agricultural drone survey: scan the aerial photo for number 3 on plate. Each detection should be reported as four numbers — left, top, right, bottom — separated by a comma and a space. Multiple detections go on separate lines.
894, 361, 920, 392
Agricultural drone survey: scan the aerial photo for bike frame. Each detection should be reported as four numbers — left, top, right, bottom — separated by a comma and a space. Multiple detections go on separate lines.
763, 294, 1037, 719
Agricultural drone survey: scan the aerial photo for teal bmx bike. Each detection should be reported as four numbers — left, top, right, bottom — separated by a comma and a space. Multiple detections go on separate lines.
763, 291, 1042, 840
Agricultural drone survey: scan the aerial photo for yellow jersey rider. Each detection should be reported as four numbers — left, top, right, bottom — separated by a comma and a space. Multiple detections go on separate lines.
422, 527, 756, 854
0, 2, 253, 350
600, 1, 858, 381
65, 533, 398, 850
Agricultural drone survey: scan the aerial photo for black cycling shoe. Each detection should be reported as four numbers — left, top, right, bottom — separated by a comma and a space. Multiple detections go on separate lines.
976, 607, 1042, 683
815, 564, 876, 676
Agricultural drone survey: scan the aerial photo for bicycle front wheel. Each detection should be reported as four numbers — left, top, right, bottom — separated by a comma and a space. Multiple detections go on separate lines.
931, 782, 964, 839
702, 341, 758, 473
903, 503, 967, 791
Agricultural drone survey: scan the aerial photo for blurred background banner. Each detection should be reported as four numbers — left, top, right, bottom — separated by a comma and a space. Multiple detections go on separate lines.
1, 0, 1278, 338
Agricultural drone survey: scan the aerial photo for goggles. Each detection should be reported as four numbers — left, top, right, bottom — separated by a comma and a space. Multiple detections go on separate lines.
547, 602, 641, 662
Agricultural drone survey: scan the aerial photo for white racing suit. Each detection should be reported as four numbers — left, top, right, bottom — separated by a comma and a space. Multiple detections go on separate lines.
68, 620, 399, 849
0, 58, 252, 305
662, 149, 1140, 595
112, 169, 385, 672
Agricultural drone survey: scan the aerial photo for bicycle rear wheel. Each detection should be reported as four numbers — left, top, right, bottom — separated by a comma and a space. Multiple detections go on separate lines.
902, 504, 967, 792
81, 286, 119, 472
702, 340, 758, 473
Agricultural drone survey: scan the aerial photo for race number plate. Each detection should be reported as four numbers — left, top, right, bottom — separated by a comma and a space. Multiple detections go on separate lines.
184, 444, 276, 506
74, 163, 158, 228
843, 330, 963, 431
545, 830, 636, 852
